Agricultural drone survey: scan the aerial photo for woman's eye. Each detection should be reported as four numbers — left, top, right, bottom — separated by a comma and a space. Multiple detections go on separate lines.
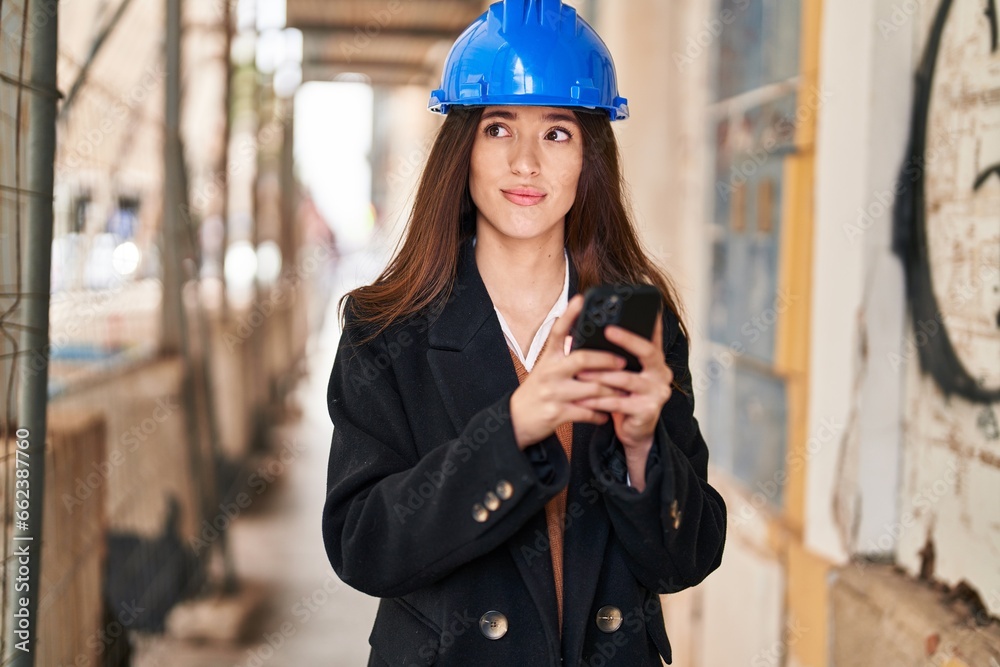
485, 124, 510, 138
547, 128, 573, 142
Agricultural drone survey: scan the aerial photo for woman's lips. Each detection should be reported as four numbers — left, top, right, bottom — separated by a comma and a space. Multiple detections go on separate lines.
501, 189, 546, 206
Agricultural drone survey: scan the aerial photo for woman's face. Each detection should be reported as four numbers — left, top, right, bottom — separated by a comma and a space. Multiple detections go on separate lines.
469, 105, 584, 244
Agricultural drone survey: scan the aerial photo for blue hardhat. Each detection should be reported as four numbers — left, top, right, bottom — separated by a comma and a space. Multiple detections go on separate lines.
428, 0, 629, 121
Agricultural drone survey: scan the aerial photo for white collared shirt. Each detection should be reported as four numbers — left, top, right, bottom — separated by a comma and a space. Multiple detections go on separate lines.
499, 250, 569, 372
473, 236, 569, 372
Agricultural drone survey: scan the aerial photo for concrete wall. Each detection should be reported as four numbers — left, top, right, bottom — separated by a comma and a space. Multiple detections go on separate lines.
831, 563, 1000, 666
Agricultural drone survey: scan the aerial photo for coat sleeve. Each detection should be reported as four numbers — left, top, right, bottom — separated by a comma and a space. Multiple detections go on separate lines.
322, 300, 570, 598
588, 306, 727, 594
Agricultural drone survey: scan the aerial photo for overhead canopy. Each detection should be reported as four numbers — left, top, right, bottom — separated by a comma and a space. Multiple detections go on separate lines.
287, 0, 487, 86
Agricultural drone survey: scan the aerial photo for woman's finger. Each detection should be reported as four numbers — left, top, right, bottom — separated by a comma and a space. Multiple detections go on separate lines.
604, 325, 660, 369
573, 370, 645, 393
561, 405, 612, 425
575, 394, 654, 416
563, 349, 626, 375
543, 293, 584, 360
557, 379, 621, 402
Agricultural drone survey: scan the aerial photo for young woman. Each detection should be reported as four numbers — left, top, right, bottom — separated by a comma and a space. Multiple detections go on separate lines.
322, 1, 727, 665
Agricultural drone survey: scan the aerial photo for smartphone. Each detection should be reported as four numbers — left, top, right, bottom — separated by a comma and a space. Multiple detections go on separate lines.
570, 284, 662, 372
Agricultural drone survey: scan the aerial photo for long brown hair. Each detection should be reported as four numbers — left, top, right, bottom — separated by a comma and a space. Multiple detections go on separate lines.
339, 106, 688, 348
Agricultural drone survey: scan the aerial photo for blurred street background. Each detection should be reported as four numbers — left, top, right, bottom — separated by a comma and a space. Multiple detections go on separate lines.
0, 0, 998, 665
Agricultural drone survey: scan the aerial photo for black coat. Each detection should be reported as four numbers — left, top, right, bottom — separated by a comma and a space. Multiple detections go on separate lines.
323, 237, 726, 666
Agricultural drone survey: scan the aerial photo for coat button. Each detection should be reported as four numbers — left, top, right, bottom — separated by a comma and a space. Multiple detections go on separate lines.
669, 499, 681, 530
595, 605, 623, 633
496, 480, 514, 500
472, 503, 489, 522
483, 491, 500, 511
479, 611, 508, 639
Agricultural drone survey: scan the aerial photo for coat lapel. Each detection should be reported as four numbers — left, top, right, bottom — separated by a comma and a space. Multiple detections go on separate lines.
425, 236, 612, 662
425, 236, 520, 438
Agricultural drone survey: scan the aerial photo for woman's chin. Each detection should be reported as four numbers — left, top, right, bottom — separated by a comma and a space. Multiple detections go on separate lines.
477, 219, 565, 243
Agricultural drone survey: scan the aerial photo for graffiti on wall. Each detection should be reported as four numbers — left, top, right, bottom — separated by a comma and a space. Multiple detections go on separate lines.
892, 0, 1000, 406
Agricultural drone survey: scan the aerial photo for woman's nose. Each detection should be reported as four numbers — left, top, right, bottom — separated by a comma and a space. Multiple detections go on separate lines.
509, 139, 541, 176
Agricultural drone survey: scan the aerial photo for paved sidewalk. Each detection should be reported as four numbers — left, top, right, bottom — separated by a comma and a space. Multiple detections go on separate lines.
134, 245, 392, 666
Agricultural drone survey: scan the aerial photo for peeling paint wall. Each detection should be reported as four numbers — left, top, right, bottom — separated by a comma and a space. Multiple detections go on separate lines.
896, 383, 1000, 615
894, 0, 1000, 617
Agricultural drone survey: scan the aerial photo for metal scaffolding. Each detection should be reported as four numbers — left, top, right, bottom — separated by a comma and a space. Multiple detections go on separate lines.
2, 0, 59, 663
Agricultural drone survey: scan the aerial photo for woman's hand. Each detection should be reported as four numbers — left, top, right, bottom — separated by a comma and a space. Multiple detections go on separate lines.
573, 314, 673, 491
509, 294, 626, 450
